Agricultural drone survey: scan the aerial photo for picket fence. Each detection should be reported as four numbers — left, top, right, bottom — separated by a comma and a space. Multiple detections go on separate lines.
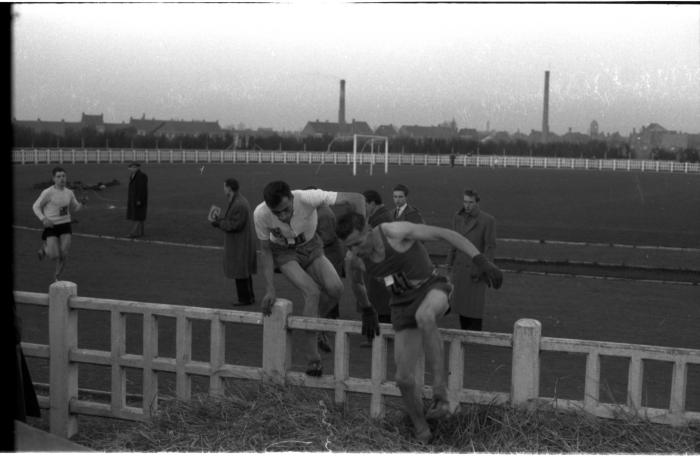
11, 148, 700, 174
15, 281, 700, 439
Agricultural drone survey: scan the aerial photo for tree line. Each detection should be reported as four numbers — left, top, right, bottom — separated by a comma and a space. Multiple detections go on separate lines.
12, 125, 699, 161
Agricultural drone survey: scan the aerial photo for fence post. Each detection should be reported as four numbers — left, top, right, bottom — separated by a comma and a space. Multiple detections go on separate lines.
49, 281, 79, 438
511, 318, 541, 409
262, 298, 292, 384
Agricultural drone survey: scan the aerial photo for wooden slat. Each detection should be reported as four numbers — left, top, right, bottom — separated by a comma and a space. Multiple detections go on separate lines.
209, 316, 225, 396
627, 356, 644, 411
14, 291, 50, 306
110, 310, 126, 414
333, 330, 349, 406
21, 342, 49, 358
584, 352, 600, 413
369, 335, 388, 418
447, 339, 465, 413
142, 313, 158, 415
669, 360, 687, 419
175, 315, 191, 399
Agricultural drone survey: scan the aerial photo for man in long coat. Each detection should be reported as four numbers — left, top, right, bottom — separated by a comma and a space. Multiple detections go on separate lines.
212, 178, 257, 306
446, 189, 497, 331
127, 162, 148, 238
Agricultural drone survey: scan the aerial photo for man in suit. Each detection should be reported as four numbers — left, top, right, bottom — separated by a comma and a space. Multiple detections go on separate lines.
126, 162, 148, 238
390, 184, 424, 224
445, 189, 497, 331
211, 178, 257, 306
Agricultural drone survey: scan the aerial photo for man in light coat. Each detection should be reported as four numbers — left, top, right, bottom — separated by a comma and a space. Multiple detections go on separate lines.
211, 178, 257, 306
445, 189, 497, 331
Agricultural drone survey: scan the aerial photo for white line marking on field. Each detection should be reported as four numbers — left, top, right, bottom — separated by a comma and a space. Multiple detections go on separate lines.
498, 238, 700, 253
13, 225, 223, 251
13, 225, 698, 286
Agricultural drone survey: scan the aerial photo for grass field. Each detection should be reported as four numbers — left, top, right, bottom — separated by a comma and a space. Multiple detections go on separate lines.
12, 162, 700, 448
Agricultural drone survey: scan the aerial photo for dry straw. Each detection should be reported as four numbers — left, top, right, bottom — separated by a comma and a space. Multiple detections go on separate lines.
62, 381, 698, 453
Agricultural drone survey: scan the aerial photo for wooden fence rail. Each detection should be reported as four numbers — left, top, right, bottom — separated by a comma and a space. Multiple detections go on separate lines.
11, 148, 700, 174
14, 281, 700, 439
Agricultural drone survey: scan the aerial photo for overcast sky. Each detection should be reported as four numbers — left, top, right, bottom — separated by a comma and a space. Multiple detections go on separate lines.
11, 2, 700, 135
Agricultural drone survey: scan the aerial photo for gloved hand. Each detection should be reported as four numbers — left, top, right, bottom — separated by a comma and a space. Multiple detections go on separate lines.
361, 306, 380, 342
471, 254, 503, 289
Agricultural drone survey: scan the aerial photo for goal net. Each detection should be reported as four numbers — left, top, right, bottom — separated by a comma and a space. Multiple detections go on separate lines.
352, 134, 389, 176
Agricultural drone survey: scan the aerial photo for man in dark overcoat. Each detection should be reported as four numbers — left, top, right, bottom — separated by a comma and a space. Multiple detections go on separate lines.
127, 162, 148, 238
445, 189, 497, 331
212, 178, 257, 306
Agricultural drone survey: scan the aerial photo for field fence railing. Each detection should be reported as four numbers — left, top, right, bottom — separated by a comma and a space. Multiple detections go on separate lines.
15, 281, 700, 439
11, 148, 700, 174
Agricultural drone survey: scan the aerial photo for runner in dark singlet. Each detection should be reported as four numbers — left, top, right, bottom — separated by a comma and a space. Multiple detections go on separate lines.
337, 212, 503, 443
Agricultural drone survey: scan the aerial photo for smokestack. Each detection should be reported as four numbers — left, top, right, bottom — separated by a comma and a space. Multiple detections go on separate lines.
339, 79, 346, 126
542, 70, 550, 143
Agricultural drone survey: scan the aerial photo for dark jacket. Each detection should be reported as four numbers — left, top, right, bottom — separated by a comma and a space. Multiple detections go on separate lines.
390, 204, 424, 224
127, 169, 148, 221
368, 204, 393, 228
215, 193, 257, 279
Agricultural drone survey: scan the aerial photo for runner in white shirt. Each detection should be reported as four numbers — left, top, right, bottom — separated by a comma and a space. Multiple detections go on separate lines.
253, 180, 366, 376
32, 167, 87, 281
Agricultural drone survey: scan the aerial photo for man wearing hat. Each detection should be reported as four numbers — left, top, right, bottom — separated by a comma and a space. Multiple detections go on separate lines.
127, 162, 148, 238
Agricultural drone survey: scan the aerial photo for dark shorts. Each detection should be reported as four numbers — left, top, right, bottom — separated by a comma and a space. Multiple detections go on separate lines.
41, 222, 72, 241
271, 233, 325, 270
389, 274, 453, 332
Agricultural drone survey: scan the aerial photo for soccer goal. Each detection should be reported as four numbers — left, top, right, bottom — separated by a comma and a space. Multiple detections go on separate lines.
352, 134, 389, 176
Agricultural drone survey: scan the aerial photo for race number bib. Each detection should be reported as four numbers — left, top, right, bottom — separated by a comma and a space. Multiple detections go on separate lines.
383, 271, 413, 295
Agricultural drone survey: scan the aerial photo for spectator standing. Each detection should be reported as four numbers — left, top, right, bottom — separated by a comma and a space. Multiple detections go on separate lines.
127, 162, 148, 238
390, 184, 424, 223
211, 178, 257, 306
446, 189, 497, 331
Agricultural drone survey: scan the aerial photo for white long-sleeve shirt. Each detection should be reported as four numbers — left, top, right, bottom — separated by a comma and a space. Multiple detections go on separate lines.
32, 186, 82, 225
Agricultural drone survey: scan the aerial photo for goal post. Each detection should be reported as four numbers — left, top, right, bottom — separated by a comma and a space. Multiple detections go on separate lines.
352, 134, 389, 176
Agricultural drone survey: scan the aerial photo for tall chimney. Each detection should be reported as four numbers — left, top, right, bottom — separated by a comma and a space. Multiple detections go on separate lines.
338, 79, 346, 126
542, 70, 550, 143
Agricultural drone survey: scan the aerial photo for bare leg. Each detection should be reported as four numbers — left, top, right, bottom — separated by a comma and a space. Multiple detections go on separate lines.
306, 256, 344, 354
55, 234, 72, 281
415, 289, 451, 419
394, 328, 431, 442
279, 261, 323, 368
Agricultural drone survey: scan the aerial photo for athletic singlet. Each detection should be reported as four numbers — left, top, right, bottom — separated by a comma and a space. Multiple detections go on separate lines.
363, 224, 435, 294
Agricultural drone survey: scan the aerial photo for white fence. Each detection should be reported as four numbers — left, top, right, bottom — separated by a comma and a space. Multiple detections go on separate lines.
11, 148, 700, 174
15, 281, 700, 439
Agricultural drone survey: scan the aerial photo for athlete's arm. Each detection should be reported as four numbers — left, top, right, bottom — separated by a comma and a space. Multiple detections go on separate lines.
32, 190, 53, 227
258, 239, 277, 316
385, 222, 481, 258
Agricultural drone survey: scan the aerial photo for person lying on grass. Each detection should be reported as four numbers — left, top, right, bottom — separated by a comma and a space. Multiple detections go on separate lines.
336, 212, 503, 443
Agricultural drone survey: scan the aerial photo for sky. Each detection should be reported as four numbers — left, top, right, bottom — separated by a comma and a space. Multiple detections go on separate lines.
11, 2, 700, 136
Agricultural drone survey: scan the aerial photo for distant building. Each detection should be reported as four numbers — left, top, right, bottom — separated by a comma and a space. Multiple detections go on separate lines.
589, 120, 599, 139
300, 119, 373, 138
561, 127, 590, 144
458, 128, 479, 140
629, 123, 688, 159
397, 125, 457, 140
374, 124, 397, 137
